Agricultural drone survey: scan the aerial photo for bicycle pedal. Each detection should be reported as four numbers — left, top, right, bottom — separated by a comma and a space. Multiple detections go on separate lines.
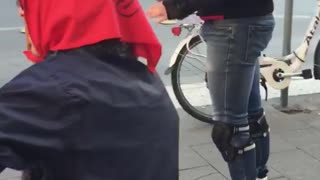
301, 69, 313, 79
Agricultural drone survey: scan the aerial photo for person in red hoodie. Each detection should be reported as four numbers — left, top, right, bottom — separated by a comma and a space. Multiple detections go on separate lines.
0, 1, 179, 180
148, 0, 274, 180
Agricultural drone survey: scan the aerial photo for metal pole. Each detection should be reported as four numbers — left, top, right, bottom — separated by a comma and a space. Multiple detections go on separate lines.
281, 0, 294, 108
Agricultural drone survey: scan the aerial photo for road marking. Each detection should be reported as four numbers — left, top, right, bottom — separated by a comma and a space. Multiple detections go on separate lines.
0, 26, 21, 32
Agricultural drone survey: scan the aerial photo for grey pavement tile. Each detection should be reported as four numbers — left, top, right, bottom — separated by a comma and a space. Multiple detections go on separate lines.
269, 149, 320, 180
265, 95, 320, 128
270, 178, 289, 180
179, 147, 209, 170
179, 129, 212, 147
197, 173, 227, 180
278, 94, 320, 110
191, 143, 231, 179
269, 134, 296, 153
177, 109, 212, 131
310, 118, 320, 130
263, 106, 312, 134
275, 127, 320, 148
179, 166, 225, 180
298, 144, 320, 161
192, 143, 282, 180
178, 110, 212, 147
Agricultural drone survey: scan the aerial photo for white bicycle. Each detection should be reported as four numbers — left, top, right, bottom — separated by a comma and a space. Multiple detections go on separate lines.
162, 2, 320, 124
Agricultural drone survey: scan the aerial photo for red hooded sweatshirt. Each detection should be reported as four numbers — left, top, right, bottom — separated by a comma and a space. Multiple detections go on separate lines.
20, 0, 162, 72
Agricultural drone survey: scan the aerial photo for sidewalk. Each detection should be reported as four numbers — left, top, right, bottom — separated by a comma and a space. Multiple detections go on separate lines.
1, 93, 320, 180
178, 93, 320, 180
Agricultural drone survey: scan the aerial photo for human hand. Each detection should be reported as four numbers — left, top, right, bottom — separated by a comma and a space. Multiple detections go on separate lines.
146, 2, 168, 23
18, 7, 24, 17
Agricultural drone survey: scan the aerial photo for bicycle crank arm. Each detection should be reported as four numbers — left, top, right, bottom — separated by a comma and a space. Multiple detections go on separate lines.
278, 69, 313, 79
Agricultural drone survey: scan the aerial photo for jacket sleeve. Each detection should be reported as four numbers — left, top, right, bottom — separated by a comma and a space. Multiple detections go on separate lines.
162, 0, 223, 20
0, 69, 86, 172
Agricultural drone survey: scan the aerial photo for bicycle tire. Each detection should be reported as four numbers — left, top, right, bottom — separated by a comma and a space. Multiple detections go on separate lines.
171, 35, 213, 124
314, 40, 320, 80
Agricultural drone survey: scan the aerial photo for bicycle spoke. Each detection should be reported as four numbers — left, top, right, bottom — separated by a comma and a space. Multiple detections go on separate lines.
181, 47, 207, 77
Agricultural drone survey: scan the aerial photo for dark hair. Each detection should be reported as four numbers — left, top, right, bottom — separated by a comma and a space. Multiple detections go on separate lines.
16, 0, 20, 7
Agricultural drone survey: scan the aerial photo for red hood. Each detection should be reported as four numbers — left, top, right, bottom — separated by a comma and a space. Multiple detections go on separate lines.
20, 0, 162, 72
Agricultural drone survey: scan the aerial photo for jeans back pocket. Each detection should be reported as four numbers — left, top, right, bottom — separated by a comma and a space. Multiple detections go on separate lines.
245, 25, 274, 63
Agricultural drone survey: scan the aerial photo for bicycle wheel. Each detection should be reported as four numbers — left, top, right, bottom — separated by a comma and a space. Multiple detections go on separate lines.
314, 40, 320, 80
171, 35, 213, 124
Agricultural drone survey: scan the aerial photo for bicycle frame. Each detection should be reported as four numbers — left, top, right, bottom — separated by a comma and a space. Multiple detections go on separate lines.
276, 0, 320, 72
164, 22, 202, 75
165, 2, 320, 90
259, 1, 320, 89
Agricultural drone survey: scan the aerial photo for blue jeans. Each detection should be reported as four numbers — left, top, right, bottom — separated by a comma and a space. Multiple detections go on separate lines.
200, 14, 275, 180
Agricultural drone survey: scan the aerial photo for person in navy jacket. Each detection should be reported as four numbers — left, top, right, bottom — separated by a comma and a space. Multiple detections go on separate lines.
0, 1, 179, 180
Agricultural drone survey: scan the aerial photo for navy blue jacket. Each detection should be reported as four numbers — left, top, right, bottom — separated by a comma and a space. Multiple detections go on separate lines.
0, 50, 179, 180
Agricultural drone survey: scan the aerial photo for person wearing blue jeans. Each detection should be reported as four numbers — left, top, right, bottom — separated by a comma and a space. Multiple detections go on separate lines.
148, 1, 274, 180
